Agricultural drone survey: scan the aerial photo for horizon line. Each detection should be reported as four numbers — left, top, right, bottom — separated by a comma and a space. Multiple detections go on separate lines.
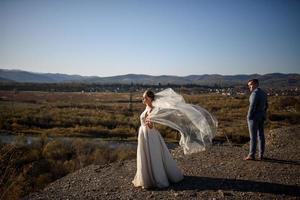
1, 68, 299, 78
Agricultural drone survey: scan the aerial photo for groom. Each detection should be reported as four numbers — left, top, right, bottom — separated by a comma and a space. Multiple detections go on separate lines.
244, 79, 268, 161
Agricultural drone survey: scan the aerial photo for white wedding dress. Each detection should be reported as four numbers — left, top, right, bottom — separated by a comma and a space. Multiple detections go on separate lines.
132, 107, 184, 189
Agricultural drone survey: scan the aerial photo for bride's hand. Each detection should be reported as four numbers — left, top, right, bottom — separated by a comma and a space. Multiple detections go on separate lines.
145, 117, 153, 129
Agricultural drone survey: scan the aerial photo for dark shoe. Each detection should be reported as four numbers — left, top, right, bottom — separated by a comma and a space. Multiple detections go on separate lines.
257, 155, 264, 161
244, 155, 255, 161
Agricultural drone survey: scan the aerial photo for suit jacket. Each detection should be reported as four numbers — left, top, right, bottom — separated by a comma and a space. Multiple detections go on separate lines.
247, 88, 268, 121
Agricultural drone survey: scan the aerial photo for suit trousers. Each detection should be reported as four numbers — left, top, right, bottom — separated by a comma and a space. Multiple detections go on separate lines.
247, 119, 265, 157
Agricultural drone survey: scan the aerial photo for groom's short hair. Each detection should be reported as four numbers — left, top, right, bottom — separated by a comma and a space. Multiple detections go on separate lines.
248, 79, 259, 86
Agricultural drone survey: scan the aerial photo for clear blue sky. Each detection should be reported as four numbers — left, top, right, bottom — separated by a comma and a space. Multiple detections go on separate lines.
0, 0, 299, 76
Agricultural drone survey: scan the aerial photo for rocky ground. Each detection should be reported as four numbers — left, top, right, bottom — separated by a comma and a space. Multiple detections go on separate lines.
25, 126, 300, 200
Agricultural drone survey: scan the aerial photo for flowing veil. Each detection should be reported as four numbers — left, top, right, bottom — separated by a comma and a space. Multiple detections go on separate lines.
149, 88, 218, 155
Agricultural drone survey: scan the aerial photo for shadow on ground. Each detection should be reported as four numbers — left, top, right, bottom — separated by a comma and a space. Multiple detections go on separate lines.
161, 176, 300, 197
260, 157, 300, 166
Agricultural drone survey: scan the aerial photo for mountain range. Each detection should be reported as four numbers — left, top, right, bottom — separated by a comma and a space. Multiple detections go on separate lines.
0, 69, 299, 88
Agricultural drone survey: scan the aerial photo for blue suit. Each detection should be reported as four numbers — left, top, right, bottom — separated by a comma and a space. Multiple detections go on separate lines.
247, 88, 268, 158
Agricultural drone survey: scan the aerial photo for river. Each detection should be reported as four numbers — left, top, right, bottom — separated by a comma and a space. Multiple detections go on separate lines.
0, 134, 178, 149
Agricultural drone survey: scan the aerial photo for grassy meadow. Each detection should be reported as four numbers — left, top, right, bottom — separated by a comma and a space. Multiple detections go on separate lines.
1, 90, 298, 142
0, 90, 299, 199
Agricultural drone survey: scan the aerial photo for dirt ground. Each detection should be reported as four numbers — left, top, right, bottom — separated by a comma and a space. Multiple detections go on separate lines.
25, 126, 300, 200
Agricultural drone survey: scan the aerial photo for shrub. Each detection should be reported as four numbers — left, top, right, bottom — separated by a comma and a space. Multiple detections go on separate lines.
114, 147, 136, 161
35, 173, 52, 189
42, 140, 72, 160
92, 148, 110, 165
269, 114, 286, 121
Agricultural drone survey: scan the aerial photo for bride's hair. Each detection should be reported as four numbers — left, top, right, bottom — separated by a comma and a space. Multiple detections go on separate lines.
144, 90, 155, 101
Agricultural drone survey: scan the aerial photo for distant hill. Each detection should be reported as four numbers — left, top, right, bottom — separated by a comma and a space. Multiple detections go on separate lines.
0, 76, 15, 83
0, 69, 299, 88
0, 69, 89, 83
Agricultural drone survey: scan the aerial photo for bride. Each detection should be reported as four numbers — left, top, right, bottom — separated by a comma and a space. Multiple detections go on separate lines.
132, 88, 217, 189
